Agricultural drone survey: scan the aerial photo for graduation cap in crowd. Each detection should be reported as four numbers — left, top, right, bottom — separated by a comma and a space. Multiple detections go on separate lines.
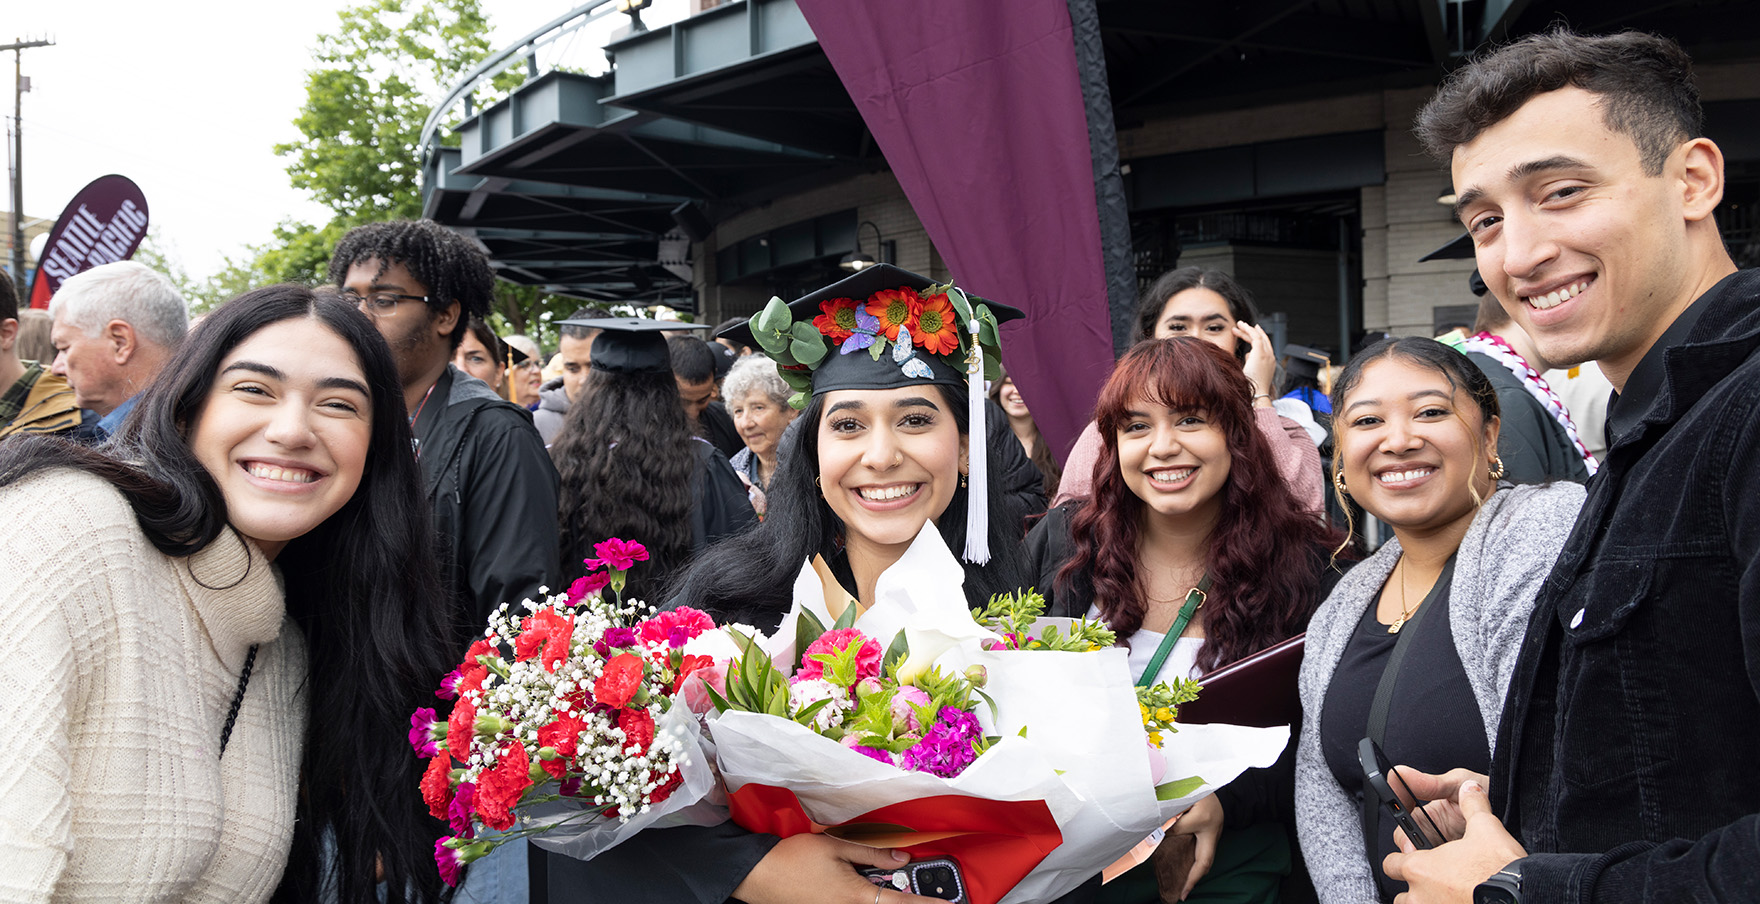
502, 335, 539, 367
1418, 231, 1491, 298
719, 264, 1024, 564
1281, 343, 1331, 383
556, 317, 710, 377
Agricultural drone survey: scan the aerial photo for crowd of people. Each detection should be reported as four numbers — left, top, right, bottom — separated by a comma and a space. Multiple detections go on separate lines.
0, 26, 1754, 904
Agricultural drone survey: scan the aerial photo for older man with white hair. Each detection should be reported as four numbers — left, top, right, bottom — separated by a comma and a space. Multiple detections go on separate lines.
48, 261, 189, 438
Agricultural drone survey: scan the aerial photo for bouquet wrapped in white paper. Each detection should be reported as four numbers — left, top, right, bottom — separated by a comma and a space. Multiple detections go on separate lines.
701, 524, 1288, 904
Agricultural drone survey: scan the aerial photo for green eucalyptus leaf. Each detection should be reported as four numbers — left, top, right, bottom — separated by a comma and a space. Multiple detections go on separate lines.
976, 305, 1000, 347
756, 296, 792, 335
788, 390, 811, 410
946, 286, 973, 324
792, 336, 829, 367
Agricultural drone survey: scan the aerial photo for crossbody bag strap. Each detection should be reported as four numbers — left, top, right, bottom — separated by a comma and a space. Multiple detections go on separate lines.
1138, 574, 1212, 688
1361, 556, 1456, 865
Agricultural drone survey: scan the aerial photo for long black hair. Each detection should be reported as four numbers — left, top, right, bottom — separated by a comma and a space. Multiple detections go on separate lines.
666, 381, 1029, 630
0, 286, 454, 904
551, 365, 697, 601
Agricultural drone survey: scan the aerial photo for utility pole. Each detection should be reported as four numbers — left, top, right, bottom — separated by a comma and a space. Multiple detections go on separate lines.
6, 37, 54, 302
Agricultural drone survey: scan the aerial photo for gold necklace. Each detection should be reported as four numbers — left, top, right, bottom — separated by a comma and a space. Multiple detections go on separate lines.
1388, 557, 1419, 634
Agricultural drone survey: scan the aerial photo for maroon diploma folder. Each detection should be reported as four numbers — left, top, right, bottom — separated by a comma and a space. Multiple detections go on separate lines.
1175, 633, 1305, 728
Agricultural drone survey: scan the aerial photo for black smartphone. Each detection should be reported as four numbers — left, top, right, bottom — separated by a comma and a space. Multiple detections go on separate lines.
859, 857, 969, 903
1357, 738, 1442, 851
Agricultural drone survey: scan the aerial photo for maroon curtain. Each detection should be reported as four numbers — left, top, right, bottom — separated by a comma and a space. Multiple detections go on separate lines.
794, 0, 1115, 460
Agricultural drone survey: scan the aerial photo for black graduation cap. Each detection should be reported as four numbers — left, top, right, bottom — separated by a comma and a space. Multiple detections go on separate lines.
720, 264, 1024, 566
503, 334, 539, 367
717, 264, 1023, 403
1281, 343, 1331, 382
561, 317, 709, 376
1418, 232, 1475, 262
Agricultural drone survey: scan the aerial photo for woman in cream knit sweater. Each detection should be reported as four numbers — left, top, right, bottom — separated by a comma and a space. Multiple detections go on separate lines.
0, 286, 454, 903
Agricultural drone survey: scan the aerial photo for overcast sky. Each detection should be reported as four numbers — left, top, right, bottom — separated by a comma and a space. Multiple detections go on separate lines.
8, 0, 683, 282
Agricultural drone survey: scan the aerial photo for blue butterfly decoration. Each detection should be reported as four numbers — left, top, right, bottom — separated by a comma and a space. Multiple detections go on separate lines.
892, 325, 934, 379
840, 307, 882, 355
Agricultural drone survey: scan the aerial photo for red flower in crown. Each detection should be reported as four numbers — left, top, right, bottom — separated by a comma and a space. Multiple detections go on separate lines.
812, 297, 862, 341
865, 288, 922, 342
914, 293, 961, 355
584, 538, 650, 573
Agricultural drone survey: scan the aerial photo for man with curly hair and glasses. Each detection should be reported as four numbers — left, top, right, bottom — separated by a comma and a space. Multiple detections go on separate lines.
331, 220, 560, 652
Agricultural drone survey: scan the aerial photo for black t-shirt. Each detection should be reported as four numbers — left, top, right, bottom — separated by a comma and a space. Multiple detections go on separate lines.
1319, 566, 1490, 902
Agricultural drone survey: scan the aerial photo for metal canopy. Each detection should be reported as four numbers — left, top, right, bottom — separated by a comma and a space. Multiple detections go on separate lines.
422, 0, 1760, 303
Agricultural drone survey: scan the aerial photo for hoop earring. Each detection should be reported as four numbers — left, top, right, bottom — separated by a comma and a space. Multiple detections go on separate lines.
1332, 470, 1349, 498
1488, 458, 1506, 481
815, 476, 823, 489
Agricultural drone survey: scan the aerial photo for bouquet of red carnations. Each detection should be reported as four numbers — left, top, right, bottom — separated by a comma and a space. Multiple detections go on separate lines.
411, 539, 737, 885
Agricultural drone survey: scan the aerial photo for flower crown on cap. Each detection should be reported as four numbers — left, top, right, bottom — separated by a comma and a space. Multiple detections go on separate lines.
747, 281, 1006, 409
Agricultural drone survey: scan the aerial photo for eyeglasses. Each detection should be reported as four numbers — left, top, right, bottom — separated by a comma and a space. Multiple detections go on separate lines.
340, 290, 429, 315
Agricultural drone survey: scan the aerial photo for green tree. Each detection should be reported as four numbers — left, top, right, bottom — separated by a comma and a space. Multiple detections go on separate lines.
222, 0, 577, 346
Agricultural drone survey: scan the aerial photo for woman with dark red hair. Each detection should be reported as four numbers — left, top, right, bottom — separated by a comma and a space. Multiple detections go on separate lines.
1026, 337, 1344, 904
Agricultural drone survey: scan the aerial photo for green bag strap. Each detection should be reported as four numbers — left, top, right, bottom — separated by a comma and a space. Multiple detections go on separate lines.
1138, 574, 1212, 687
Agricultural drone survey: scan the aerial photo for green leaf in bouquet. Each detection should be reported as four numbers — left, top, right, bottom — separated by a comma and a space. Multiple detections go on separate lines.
1155, 776, 1207, 801
882, 631, 910, 674
832, 599, 859, 631
792, 697, 833, 728
703, 680, 735, 714
766, 685, 789, 718
974, 687, 1000, 724
795, 609, 827, 672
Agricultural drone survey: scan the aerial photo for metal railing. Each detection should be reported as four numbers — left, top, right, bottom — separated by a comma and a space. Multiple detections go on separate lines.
417, 0, 624, 165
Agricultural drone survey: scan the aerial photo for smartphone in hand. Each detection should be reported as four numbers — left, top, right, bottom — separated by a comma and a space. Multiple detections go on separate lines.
1357, 738, 1444, 850
859, 857, 969, 903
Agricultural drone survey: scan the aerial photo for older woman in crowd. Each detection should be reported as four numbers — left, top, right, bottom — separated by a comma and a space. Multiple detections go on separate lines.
724, 354, 799, 516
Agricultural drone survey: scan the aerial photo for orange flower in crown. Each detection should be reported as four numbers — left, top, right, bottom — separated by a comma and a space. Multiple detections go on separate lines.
913, 293, 960, 355
812, 297, 861, 341
864, 288, 922, 342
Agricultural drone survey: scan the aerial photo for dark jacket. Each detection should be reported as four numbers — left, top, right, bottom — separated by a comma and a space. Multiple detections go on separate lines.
1464, 351, 1590, 485
1492, 269, 1760, 902
413, 365, 561, 648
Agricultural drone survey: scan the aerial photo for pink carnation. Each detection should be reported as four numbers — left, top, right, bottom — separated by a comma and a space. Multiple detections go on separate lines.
796, 628, 882, 684
638, 607, 716, 649
567, 571, 610, 602
584, 538, 650, 572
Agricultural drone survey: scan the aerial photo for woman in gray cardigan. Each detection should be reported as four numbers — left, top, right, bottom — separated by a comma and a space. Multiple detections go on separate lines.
1293, 338, 1585, 903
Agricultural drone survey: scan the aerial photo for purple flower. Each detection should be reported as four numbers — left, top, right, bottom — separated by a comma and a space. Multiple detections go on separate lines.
602, 627, 638, 649
668, 626, 691, 649
447, 782, 477, 836
559, 777, 583, 798
436, 670, 462, 700
568, 571, 610, 602
852, 744, 898, 766
435, 838, 465, 887
901, 707, 982, 778
409, 708, 441, 757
